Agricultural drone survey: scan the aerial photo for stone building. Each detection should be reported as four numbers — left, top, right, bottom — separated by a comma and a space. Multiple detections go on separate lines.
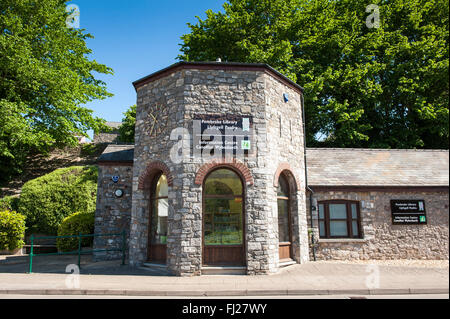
305, 148, 449, 261
94, 61, 449, 276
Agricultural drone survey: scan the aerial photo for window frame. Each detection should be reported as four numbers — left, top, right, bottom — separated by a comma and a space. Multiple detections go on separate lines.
318, 200, 362, 239
276, 174, 292, 245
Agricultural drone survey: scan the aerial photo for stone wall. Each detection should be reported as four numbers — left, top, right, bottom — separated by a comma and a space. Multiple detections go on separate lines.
93, 164, 133, 260
93, 132, 120, 144
307, 190, 449, 260
130, 69, 186, 274
182, 68, 272, 275
264, 74, 309, 268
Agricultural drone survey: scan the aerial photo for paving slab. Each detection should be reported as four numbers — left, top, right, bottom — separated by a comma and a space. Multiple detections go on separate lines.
0, 257, 448, 297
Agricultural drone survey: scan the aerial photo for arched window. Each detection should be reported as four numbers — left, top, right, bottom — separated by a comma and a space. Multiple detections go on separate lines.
277, 174, 290, 243
204, 169, 243, 245
148, 173, 168, 263
203, 168, 245, 265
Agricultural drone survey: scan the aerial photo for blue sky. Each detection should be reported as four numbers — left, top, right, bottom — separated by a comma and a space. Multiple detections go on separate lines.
71, 0, 225, 136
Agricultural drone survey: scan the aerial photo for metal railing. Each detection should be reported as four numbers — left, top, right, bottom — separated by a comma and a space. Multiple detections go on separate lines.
28, 231, 126, 273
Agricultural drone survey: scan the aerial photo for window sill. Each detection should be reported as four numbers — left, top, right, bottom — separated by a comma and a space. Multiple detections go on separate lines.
317, 238, 367, 243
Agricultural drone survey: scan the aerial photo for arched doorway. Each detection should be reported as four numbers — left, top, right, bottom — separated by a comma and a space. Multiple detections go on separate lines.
277, 173, 293, 261
203, 168, 245, 266
147, 173, 168, 264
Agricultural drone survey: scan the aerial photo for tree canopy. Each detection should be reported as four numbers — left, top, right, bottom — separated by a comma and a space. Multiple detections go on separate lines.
179, 0, 449, 149
0, 0, 113, 183
118, 105, 136, 143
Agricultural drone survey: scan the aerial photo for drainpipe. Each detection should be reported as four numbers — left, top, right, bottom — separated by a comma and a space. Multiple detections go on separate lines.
300, 93, 316, 261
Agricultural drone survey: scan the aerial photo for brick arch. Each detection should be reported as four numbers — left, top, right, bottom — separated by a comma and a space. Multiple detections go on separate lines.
194, 158, 254, 186
138, 160, 173, 190
274, 162, 301, 192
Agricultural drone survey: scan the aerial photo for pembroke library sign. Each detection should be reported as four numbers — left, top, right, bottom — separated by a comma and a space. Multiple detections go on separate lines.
391, 200, 427, 225
93, 61, 449, 276
193, 114, 254, 158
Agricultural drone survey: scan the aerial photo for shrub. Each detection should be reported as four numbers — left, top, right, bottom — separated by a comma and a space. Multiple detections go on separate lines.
18, 166, 98, 235
56, 211, 95, 252
0, 210, 26, 251
0, 196, 20, 212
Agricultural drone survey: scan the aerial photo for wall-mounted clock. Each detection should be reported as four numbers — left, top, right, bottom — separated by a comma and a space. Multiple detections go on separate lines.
148, 102, 169, 138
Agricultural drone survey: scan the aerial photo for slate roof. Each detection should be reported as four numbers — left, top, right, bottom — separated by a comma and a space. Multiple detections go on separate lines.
306, 148, 449, 187
97, 144, 134, 163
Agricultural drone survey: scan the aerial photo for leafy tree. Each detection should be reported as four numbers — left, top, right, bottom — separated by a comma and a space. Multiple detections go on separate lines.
0, 0, 113, 183
179, 0, 449, 149
118, 105, 136, 143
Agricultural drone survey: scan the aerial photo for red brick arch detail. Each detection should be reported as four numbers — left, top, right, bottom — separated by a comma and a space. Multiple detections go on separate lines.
138, 160, 173, 190
195, 158, 254, 186
274, 163, 301, 192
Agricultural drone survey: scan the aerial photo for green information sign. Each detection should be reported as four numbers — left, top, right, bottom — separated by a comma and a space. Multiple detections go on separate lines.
241, 140, 251, 150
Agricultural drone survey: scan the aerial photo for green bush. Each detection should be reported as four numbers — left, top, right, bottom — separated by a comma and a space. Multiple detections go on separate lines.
56, 211, 95, 252
0, 196, 20, 212
18, 166, 98, 235
0, 210, 26, 251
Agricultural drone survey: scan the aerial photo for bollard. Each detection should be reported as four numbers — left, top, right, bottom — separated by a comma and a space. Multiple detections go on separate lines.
29, 234, 34, 273
77, 232, 82, 269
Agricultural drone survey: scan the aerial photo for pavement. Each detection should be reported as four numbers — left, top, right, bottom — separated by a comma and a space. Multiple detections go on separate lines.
0, 255, 448, 297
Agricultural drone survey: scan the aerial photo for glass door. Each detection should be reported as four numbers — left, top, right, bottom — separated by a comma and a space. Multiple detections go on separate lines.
203, 169, 245, 266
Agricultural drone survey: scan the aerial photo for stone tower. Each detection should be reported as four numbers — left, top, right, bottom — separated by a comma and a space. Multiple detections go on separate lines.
127, 61, 309, 276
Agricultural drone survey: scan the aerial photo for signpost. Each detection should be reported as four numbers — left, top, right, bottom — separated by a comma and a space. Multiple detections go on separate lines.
390, 200, 427, 225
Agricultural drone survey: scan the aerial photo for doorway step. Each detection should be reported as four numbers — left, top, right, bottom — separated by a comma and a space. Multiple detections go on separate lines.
279, 259, 296, 268
201, 266, 246, 275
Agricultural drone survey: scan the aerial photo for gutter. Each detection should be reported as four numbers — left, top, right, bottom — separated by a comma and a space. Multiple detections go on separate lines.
300, 93, 317, 261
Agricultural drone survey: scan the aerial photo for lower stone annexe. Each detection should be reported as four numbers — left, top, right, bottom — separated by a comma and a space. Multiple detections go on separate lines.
307, 190, 449, 260
93, 164, 133, 260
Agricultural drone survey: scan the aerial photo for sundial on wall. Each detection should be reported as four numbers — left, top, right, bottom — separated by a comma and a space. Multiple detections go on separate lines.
148, 102, 169, 138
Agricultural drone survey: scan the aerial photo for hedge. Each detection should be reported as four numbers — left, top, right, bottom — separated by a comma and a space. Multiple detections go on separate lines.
18, 166, 98, 235
56, 211, 95, 252
0, 196, 20, 212
0, 210, 26, 251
